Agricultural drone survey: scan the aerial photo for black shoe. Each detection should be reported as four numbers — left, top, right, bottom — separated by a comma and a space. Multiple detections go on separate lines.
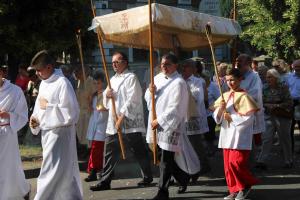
177, 185, 187, 194
191, 172, 200, 183
255, 162, 268, 170
24, 191, 30, 200
168, 178, 175, 186
283, 162, 293, 169
85, 169, 97, 182
199, 165, 211, 175
137, 177, 153, 187
151, 190, 169, 200
90, 182, 111, 191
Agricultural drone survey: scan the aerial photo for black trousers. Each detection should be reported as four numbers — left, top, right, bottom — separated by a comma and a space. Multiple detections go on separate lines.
100, 132, 152, 185
204, 116, 217, 143
291, 100, 300, 153
158, 150, 190, 192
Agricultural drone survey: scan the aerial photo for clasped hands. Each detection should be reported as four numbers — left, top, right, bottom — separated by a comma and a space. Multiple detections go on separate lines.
219, 100, 232, 123
0, 111, 10, 119
29, 97, 48, 129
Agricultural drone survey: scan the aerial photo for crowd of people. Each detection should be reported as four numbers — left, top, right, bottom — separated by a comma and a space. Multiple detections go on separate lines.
0, 49, 300, 200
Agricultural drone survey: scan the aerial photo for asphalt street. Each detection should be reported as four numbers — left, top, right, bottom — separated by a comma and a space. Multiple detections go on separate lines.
25, 134, 300, 200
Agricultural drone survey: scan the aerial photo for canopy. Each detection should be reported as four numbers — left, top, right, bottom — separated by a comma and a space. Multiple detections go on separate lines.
89, 3, 241, 51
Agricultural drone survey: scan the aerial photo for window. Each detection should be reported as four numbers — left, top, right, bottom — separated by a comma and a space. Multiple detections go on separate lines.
95, 1, 108, 9
178, 0, 191, 5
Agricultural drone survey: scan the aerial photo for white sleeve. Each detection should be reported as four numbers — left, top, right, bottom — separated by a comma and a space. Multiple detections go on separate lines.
119, 75, 143, 120
9, 88, 28, 133
43, 81, 79, 128
212, 107, 224, 124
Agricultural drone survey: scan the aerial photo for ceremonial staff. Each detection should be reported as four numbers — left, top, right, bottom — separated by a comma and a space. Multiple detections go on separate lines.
90, 0, 126, 159
205, 24, 230, 124
205, 24, 225, 101
75, 29, 87, 83
148, 0, 158, 165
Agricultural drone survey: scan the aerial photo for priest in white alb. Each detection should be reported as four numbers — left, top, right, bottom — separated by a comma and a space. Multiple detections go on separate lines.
29, 50, 83, 200
145, 53, 199, 200
181, 59, 211, 182
0, 65, 30, 200
90, 51, 153, 191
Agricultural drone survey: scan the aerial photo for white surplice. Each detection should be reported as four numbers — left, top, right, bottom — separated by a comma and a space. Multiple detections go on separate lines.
213, 93, 255, 150
0, 79, 30, 200
103, 69, 145, 135
145, 72, 200, 174
86, 95, 108, 141
185, 75, 209, 135
31, 69, 83, 200
240, 70, 265, 134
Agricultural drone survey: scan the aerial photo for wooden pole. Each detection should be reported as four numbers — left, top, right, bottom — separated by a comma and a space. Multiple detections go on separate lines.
205, 24, 232, 126
233, 0, 237, 21
75, 29, 87, 83
148, 0, 158, 165
231, 0, 238, 67
90, 0, 126, 159
205, 24, 225, 101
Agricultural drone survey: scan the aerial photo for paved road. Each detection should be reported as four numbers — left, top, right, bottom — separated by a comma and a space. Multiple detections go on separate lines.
25, 138, 300, 200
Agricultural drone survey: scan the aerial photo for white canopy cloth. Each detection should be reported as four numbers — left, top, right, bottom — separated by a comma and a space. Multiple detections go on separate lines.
89, 3, 241, 50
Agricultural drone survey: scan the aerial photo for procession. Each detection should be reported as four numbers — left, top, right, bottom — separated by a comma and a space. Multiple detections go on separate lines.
1, 1, 300, 200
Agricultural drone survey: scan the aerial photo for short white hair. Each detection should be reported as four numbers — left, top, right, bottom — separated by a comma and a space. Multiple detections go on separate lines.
267, 68, 280, 80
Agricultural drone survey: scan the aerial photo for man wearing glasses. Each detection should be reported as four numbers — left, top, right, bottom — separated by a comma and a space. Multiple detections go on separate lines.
145, 53, 199, 200
90, 51, 153, 191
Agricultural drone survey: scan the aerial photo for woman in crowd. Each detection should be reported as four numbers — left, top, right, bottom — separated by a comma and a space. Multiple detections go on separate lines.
256, 68, 294, 169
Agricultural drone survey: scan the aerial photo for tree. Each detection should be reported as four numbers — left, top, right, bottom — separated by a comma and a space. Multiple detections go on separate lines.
236, 0, 300, 62
0, 0, 94, 74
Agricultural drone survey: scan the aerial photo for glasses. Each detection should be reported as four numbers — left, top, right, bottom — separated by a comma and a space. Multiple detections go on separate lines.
161, 62, 173, 67
112, 60, 125, 65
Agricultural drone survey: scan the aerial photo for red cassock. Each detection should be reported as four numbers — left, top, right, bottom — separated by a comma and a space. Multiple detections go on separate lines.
223, 149, 259, 193
88, 140, 105, 172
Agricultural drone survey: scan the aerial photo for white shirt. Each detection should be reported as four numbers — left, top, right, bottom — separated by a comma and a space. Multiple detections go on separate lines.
104, 69, 145, 135
213, 94, 254, 150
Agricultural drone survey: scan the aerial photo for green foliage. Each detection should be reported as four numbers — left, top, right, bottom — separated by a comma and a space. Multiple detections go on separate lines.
237, 0, 300, 62
0, 0, 94, 65
220, 0, 232, 18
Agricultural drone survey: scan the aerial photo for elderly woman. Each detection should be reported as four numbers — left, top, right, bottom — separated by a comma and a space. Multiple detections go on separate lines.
256, 68, 294, 169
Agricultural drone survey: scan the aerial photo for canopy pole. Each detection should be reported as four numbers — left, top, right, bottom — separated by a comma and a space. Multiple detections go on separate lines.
231, 0, 238, 67
91, 0, 126, 160
148, 0, 158, 165
75, 29, 87, 84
